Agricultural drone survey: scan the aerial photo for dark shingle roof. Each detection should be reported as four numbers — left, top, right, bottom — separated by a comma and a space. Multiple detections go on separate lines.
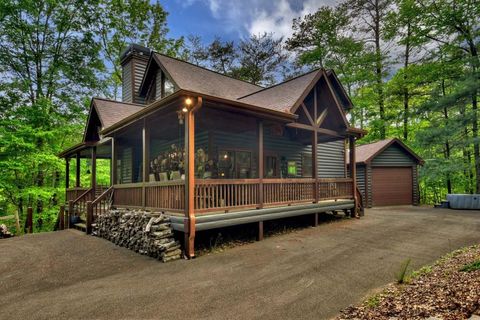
93, 98, 144, 130
356, 139, 394, 163
237, 70, 320, 113
154, 53, 262, 100
352, 138, 424, 165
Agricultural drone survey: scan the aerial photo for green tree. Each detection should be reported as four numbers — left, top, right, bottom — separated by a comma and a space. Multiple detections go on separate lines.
98, 0, 184, 99
206, 37, 237, 75
233, 33, 286, 86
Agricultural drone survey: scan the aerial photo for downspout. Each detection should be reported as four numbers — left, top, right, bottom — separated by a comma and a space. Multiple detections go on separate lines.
184, 96, 203, 259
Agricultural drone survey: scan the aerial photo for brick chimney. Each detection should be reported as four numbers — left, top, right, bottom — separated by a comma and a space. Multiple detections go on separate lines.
120, 44, 151, 104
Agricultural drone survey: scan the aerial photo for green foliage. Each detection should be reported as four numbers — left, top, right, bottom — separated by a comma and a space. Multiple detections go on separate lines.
0, 0, 182, 232
288, 0, 480, 203
395, 258, 412, 284
365, 294, 382, 308
459, 260, 480, 272
185, 33, 288, 86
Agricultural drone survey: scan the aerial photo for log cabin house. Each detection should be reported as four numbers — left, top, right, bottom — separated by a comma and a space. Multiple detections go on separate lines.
59, 44, 366, 258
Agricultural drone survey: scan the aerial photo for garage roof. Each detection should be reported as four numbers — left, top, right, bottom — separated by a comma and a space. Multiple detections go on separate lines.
354, 138, 424, 165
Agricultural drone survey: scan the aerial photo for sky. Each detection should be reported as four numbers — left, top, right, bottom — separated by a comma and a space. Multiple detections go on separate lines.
163, 0, 337, 43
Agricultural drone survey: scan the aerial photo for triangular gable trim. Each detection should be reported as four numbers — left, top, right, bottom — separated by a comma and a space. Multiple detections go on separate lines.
321, 69, 349, 129
290, 69, 350, 130
364, 138, 424, 165
327, 70, 354, 109
289, 70, 323, 114
138, 53, 180, 98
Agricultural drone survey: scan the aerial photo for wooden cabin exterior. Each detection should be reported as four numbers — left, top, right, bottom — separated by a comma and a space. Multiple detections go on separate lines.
59, 44, 366, 258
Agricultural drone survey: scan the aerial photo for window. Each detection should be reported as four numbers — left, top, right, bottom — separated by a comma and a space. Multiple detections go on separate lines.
218, 150, 252, 179
236, 151, 251, 178
218, 150, 235, 178
265, 155, 278, 178
288, 161, 297, 177
302, 153, 313, 177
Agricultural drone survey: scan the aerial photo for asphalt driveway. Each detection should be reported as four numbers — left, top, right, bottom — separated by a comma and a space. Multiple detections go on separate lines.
1, 206, 479, 320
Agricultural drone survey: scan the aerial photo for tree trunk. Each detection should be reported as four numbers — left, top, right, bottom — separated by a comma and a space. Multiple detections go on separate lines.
374, 0, 386, 139
403, 22, 411, 141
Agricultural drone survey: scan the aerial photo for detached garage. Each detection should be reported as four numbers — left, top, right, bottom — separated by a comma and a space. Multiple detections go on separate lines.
351, 138, 424, 207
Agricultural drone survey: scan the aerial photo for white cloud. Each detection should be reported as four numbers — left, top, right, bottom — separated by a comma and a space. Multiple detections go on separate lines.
180, 0, 335, 40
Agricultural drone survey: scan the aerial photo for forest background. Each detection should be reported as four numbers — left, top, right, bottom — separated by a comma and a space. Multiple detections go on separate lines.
0, 0, 478, 232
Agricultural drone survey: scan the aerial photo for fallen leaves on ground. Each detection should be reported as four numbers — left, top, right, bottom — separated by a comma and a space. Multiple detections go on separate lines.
338, 245, 480, 320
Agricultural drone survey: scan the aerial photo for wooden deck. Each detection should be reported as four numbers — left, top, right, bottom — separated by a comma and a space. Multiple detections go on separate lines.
108, 177, 353, 214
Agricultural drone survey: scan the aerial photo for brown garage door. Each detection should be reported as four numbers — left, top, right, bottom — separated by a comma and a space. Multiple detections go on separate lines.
372, 167, 413, 206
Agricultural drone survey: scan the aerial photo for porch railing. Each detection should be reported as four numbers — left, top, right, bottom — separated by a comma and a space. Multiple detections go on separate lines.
66, 187, 89, 202
110, 178, 354, 214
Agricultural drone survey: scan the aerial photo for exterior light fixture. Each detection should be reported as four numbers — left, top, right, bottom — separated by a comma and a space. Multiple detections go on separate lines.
185, 98, 192, 106
182, 106, 188, 113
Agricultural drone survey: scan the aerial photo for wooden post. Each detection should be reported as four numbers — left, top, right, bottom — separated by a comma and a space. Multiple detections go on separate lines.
313, 212, 318, 227
313, 85, 319, 203
312, 131, 318, 203
59, 205, 65, 230
86, 201, 93, 234
75, 153, 81, 188
91, 147, 97, 193
68, 200, 74, 229
257, 221, 264, 241
258, 121, 264, 208
111, 137, 117, 185
184, 97, 202, 259
349, 135, 358, 217
26, 207, 33, 234
142, 119, 150, 208
65, 158, 70, 189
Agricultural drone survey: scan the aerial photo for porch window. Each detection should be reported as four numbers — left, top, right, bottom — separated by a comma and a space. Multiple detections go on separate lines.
265, 155, 278, 178
301, 152, 313, 177
218, 150, 252, 179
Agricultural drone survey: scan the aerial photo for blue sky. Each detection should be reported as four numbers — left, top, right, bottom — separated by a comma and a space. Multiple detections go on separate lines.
163, 0, 337, 43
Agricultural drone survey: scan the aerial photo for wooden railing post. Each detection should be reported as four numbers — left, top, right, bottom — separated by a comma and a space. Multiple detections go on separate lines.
312, 131, 319, 203
86, 201, 93, 234
59, 205, 65, 230
26, 207, 33, 234
68, 200, 74, 229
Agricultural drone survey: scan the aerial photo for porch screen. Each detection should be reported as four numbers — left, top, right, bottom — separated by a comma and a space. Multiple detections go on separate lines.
218, 150, 252, 179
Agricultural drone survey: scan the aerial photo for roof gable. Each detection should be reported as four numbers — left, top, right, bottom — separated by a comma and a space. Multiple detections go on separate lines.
238, 70, 321, 113
145, 53, 263, 100
355, 138, 424, 164
83, 98, 144, 142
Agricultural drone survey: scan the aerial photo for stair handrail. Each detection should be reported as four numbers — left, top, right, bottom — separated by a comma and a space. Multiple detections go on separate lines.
92, 186, 114, 206
355, 186, 364, 216
72, 187, 94, 204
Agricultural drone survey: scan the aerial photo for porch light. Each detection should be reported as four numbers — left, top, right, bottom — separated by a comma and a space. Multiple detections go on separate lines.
182, 106, 188, 113
185, 98, 192, 106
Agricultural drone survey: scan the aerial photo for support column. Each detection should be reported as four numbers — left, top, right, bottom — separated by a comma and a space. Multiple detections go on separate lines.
349, 135, 358, 217
91, 146, 97, 193
258, 120, 264, 209
313, 85, 319, 203
312, 131, 318, 203
184, 97, 202, 259
111, 137, 117, 185
142, 119, 150, 208
65, 158, 70, 189
75, 153, 81, 187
